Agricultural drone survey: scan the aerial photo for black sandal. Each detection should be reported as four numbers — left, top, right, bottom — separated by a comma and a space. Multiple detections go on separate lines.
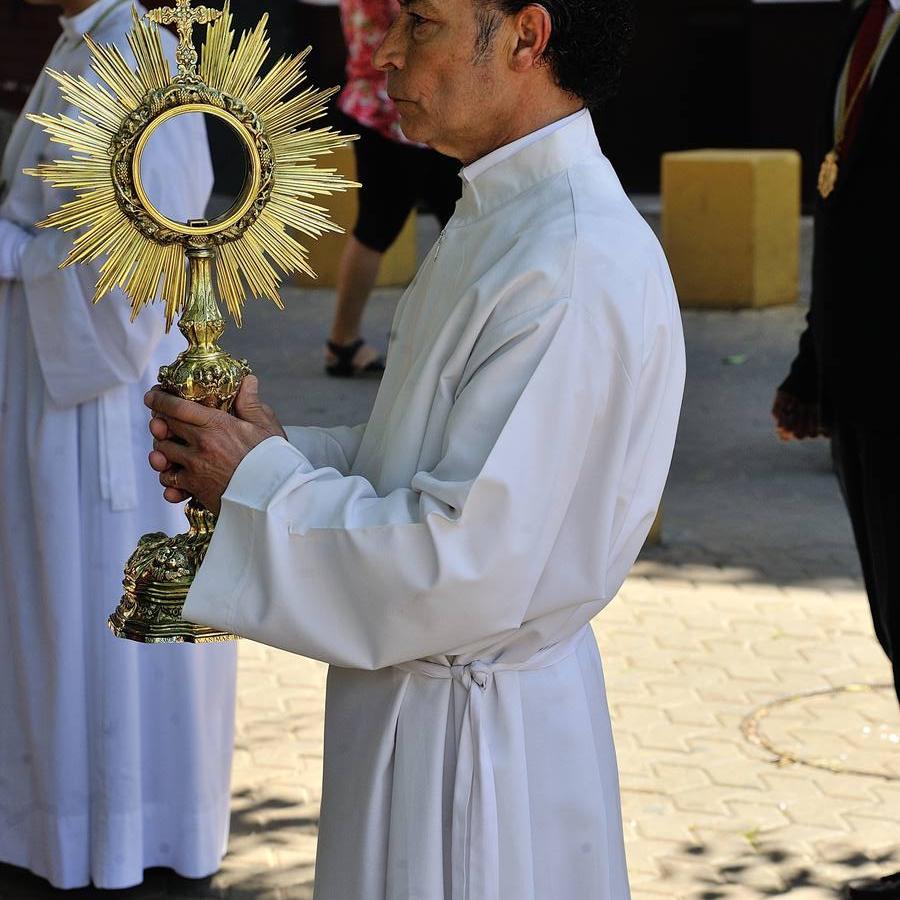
325, 339, 386, 378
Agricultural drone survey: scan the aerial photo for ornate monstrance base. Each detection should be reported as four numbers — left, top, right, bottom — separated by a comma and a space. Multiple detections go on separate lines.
109, 501, 234, 643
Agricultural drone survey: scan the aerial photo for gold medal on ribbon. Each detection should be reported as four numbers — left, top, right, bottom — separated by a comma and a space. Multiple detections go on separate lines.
818, 14, 900, 200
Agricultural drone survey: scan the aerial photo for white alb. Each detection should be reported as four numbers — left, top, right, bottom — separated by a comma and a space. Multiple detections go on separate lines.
0, 0, 237, 889
186, 111, 686, 900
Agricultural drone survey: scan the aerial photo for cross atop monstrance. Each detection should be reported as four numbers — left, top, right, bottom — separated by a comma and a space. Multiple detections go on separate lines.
146, 0, 222, 77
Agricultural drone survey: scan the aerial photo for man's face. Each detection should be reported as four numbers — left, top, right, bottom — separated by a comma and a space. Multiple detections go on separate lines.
374, 0, 513, 162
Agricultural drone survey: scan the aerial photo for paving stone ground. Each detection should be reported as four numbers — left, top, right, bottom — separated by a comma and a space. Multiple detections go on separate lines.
2, 213, 898, 899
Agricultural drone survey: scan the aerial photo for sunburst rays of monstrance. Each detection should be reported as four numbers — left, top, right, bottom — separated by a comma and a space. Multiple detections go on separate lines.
26, 0, 358, 643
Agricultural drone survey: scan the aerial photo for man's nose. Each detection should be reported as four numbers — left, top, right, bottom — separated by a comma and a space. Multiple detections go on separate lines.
373, 17, 404, 71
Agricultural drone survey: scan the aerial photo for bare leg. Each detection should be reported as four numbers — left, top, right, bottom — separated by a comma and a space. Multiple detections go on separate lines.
329, 236, 384, 347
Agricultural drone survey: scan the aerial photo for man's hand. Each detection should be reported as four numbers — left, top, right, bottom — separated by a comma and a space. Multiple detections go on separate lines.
146, 375, 286, 514
772, 389, 828, 441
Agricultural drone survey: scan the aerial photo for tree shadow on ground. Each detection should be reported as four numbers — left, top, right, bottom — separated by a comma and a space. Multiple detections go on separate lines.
0, 792, 320, 899
0, 864, 221, 900
208, 788, 318, 898
637, 537, 865, 592
672, 839, 900, 899
228, 787, 319, 845
0, 858, 314, 900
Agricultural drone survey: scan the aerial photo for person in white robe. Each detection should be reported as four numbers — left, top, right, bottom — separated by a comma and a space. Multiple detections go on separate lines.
146, 0, 683, 896
0, 0, 237, 889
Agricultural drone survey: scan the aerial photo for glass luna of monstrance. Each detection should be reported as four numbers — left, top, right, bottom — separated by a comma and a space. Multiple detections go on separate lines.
26, 1, 357, 643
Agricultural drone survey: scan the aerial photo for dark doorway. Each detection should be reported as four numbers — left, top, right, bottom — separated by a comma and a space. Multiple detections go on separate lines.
596, 0, 852, 206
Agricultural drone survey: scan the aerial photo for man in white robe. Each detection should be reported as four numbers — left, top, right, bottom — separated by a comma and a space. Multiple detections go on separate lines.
0, 0, 237, 889
147, 0, 683, 896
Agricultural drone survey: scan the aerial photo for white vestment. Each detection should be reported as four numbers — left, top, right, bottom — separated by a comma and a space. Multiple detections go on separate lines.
186, 112, 685, 900
0, 0, 237, 889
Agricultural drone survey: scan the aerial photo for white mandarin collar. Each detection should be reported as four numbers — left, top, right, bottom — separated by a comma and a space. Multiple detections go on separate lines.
461, 108, 588, 185
59, 0, 126, 43
453, 109, 599, 222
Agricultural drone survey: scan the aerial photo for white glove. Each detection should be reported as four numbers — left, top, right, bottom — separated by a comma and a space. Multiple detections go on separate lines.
0, 218, 32, 282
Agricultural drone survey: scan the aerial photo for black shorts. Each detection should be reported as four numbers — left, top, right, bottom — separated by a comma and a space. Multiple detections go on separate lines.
344, 115, 462, 254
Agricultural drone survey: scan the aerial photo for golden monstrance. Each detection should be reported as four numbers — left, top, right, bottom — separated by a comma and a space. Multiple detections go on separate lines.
26, 1, 356, 643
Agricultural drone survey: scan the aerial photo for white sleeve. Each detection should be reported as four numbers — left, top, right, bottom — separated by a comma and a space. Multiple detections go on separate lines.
186, 297, 635, 669
283, 424, 366, 475
20, 101, 213, 408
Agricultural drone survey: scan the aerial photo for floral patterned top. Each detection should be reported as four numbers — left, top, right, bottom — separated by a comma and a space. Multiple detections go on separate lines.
338, 0, 420, 145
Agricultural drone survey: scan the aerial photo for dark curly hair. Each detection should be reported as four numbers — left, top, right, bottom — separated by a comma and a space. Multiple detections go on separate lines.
474, 0, 636, 110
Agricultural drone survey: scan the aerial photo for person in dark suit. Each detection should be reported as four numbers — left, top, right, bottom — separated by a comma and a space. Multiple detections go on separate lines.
774, 2, 900, 895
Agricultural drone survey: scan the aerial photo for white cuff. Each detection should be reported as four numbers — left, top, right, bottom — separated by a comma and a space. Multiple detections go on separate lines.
183, 436, 314, 633
223, 435, 315, 511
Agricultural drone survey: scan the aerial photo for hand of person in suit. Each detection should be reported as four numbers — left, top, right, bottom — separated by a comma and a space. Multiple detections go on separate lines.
772, 389, 828, 441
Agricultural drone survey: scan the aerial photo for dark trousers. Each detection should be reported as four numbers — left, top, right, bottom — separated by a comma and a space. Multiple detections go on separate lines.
832, 421, 900, 706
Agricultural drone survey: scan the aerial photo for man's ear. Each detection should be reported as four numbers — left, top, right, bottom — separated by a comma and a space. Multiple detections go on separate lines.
509, 4, 552, 72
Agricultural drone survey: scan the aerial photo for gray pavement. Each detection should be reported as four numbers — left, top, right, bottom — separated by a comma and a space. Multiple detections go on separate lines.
2, 211, 898, 900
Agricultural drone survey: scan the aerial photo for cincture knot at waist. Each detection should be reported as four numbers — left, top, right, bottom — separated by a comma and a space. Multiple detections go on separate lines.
459, 663, 491, 691
394, 625, 589, 900
407, 658, 495, 691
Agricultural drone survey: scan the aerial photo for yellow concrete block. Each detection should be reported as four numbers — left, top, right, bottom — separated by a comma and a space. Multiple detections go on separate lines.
661, 150, 801, 308
295, 144, 418, 289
